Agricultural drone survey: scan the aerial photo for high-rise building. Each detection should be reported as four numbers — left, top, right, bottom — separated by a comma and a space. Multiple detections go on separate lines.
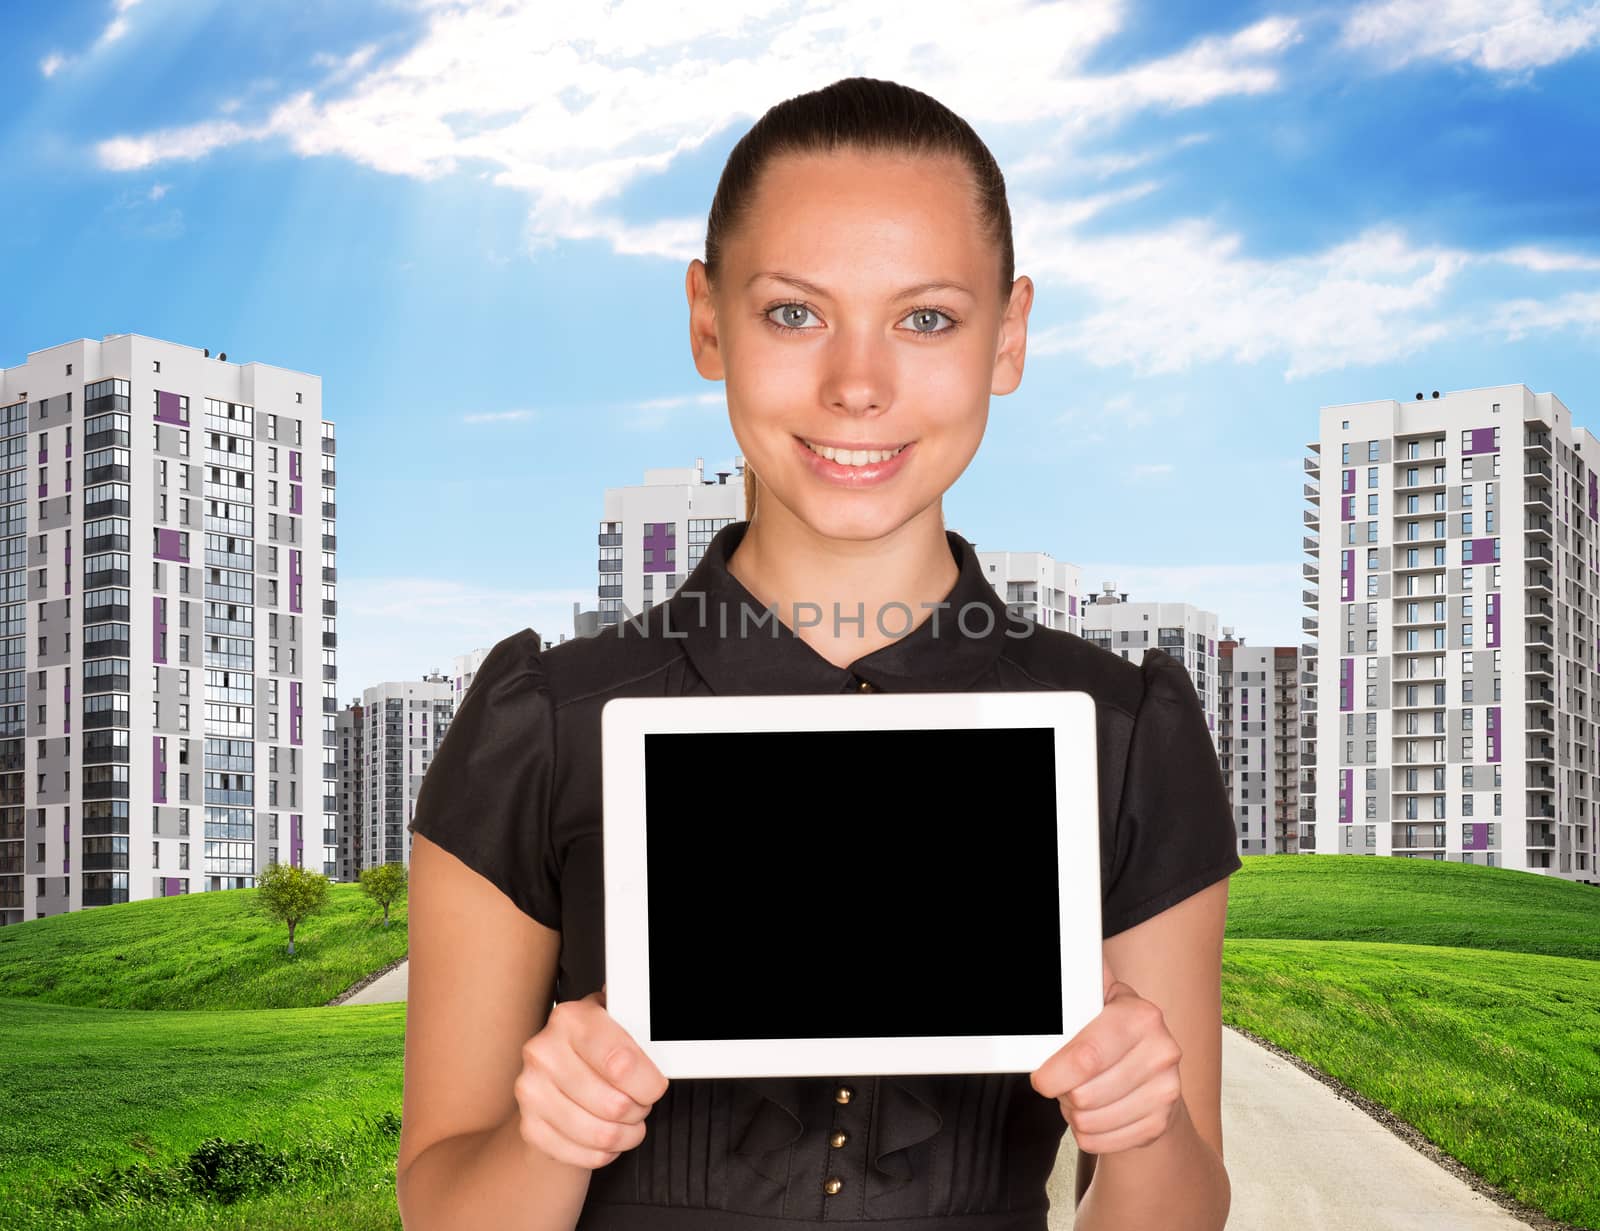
1081, 585, 1225, 742
1217, 637, 1302, 855
974, 550, 1082, 634
335, 699, 366, 883
1302, 384, 1597, 882
0, 334, 335, 923
451, 647, 491, 707
339, 674, 454, 875
598, 457, 745, 628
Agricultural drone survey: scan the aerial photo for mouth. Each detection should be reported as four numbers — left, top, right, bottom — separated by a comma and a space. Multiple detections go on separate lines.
796, 437, 911, 467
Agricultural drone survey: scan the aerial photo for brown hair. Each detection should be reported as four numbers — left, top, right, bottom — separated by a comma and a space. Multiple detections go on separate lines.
704, 76, 1016, 523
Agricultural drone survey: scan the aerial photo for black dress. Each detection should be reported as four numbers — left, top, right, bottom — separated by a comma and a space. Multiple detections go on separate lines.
407, 519, 1241, 1229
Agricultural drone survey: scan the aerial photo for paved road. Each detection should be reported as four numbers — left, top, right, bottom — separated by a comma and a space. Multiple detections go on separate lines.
347, 961, 1533, 1229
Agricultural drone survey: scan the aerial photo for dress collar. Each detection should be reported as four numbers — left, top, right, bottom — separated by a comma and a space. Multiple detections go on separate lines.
662, 519, 1017, 695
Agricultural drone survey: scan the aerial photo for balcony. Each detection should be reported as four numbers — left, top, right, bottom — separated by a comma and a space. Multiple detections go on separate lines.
1526, 513, 1553, 536
1528, 596, 1553, 618
1527, 737, 1554, 762
1527, 623, 1553, 647
1527, 543, 1553, 563
1525, 431, 1551, 454
1302, 616, 1319, 632
1304, 508, 1320, 529
1525, 458, 1553, 480
1526, 567, 1553, 593
1529, 681, 1554, 702
1526, 800, 1556, 820
1303, 562, 1319, 580
1530, 768, 1556, 790
1526, 824, 1556, 849
1304, 482, 1321, 502
1301, 751, 1317, 767
1525, 486, 1553, 511
1303, 588, 1319, 607
1304, 455, 1321, 475
1527, 708, 1554, 732
1301, 642, 1318, 658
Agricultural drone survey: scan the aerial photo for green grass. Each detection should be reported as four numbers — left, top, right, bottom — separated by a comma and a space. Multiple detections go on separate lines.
0, 997, 407, 1230
3, 856, 1599, 1228
1226, 854, 1600, 959
1222, 939, 1600, 1228
0, 882, 408, 1009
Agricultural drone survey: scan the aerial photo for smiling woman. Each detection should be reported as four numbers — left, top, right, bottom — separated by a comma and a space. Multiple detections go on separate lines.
397, 75, 1239, 1231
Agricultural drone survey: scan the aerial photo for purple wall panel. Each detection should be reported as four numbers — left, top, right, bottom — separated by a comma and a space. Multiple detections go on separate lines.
1463, 822, 1488, 851
1208, 637, 1215, 656
1341, 550, 1355, 603
1069, 595, 1077, 616
1341, 495, 1355, 521
1339, 768, 1352, 823
290, 449, 302, 482
642, 520, 675, 574
153, 735, 166, 804
1341, 468, 1355, 494
1462, 537, 1499, 565
154, 528, 187, 562
164, 877, 182, 896
1340, 657, 1354, 711
1487, 705, 1501, 763
1486, 592, 1500, 649
289, 483, 303, 515
155, 389, 188, 426
1463, 427, 1498, 455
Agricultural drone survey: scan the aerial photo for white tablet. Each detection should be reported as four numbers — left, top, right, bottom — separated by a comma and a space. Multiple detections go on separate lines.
600, 691, 1102, 1079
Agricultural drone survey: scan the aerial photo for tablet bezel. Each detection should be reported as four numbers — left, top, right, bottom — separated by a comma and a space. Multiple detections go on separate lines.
601, 690, 1102, 1078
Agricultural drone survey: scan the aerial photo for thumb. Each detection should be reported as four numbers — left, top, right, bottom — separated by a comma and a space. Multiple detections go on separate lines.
1102, 954, 1114, 1000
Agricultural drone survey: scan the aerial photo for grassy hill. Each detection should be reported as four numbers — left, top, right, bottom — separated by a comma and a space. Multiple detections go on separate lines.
1223, 855, 1600, 1228
0, 997, 406, 1228
1225, 853, 1600, 958
0, 881, 408, 1010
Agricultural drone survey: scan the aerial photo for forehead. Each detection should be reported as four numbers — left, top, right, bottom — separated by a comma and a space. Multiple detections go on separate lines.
729, 148, 988, 289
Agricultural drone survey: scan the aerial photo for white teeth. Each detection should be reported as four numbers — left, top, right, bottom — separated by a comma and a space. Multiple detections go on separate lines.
803, 440, 906, 466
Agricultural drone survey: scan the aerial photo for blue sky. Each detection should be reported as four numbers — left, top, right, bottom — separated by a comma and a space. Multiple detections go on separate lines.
2, 0, 1599, 692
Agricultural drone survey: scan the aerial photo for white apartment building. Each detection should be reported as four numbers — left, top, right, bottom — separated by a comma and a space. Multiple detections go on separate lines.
974, 550, 1082, 634
0, 334, 335, 922
1218, 638, 1302, 855
1081, 584, 1225, 743
1302, 384, 1597, 881
338, 674, 454, 875
598, 457, 745, 627
451, 647, 491, 707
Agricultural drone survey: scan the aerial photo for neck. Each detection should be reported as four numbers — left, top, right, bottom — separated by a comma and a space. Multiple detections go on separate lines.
726, 503, 961, 670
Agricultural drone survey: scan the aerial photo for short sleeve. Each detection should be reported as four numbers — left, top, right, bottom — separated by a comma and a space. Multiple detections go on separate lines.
1101, 648, 1242, 938
406, 628, 561, 930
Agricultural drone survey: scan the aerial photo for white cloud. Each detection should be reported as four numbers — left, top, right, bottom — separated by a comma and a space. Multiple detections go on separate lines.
147, 182, 169, 201
39, 53, 67, 77
93, 0, 1299, 263
1075, 561, 1304, 646
1492, 291, 1600, 339
461, 408, 538, 424
336, 575, 592, 698
1340, 0, 1600, 73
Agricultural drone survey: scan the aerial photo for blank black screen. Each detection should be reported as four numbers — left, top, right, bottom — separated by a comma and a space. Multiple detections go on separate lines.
642, 727, 1062, 1041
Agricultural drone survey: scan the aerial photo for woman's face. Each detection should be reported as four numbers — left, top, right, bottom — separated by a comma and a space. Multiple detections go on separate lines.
689, 147, 1032, 542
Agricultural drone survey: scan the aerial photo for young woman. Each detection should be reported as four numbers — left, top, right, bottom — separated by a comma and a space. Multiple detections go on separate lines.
396, 77, 1239, 1231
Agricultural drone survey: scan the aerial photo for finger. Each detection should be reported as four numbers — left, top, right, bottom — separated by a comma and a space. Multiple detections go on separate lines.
1031, 1015, 1140, 1097
521, 1115, 619, 1170
1064, 1055, 1182, 1136
566, 1007, 670, 1108
524, 1062, 649, 1158
1061, 1029, 1182, 1115
1071, 1106, 1174, 1156
536, 1034, 654, 1125
1102, 954, 1114, 999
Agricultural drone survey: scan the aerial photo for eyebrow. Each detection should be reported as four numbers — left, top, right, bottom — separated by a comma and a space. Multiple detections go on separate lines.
745, 271, 975, 300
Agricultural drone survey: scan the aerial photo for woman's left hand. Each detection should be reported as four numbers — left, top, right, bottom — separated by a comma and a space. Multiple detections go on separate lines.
1029, 956, 1186, 1154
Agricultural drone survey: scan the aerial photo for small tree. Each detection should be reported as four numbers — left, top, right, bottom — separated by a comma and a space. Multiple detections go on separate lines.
359, 862, 408, 928
256, 862, 329, 957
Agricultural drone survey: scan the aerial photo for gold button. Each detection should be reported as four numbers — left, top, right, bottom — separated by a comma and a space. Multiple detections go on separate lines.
855, 678, 874, 692
830, 1131, 848, 1148
824, 1177, 843, 1195
835, 1085, 854, 1104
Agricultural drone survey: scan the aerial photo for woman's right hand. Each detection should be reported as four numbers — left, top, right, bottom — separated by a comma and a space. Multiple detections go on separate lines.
514, 984, 671, 1169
